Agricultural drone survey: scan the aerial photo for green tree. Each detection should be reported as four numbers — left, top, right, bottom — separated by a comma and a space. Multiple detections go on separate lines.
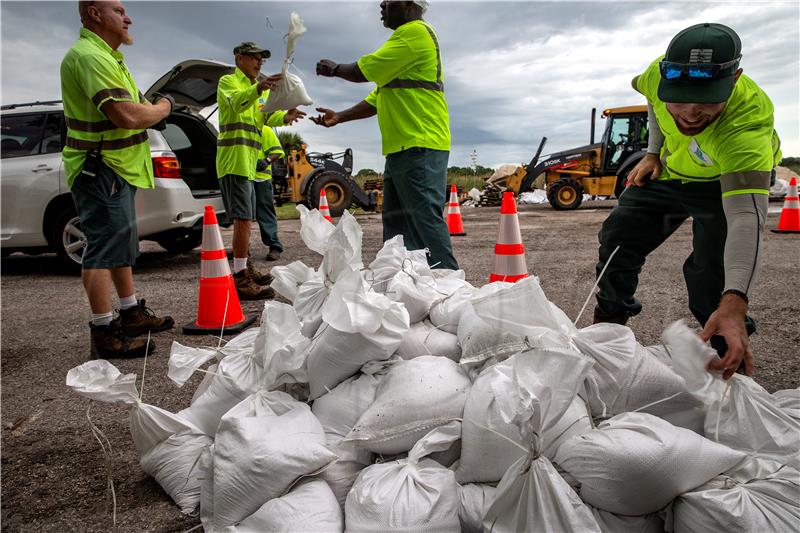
356, 168, 379, 177
276, 130, 305, 151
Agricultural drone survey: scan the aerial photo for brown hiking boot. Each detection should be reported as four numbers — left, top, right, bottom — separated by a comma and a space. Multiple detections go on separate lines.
247, 260, 274, 285
112, 299, 175, 337
592, 307, 630, 326
233, 269, 275, 300
90, 323, 155, 359
265, 248, 282, 262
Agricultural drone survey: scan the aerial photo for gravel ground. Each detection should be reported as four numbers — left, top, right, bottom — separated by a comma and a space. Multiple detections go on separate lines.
2, 199, 798, 532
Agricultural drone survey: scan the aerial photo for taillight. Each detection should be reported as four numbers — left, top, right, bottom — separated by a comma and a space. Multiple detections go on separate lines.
152, 156, 181, 178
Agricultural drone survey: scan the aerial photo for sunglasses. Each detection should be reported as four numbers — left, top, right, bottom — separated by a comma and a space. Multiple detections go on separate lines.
659, 56, 741, 81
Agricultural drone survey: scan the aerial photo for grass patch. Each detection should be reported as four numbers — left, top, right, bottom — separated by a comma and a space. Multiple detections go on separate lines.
276, 202, 301, 220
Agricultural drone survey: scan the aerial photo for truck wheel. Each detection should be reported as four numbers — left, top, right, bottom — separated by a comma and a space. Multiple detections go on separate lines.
547, 178, 583, 210
156, 229, 202, 253
309, 171, 353, 217
52, 206, 84, 273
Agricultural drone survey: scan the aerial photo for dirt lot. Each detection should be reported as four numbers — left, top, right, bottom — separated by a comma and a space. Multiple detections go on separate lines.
2, 199, 798, 532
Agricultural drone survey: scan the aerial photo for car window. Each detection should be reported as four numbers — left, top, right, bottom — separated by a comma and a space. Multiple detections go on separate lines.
161, 123, 192, 151
1, 113, 45, 158
41, 113, 63, 154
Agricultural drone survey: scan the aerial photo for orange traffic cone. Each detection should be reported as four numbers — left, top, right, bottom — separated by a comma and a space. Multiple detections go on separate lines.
489, 192, 529, 283
319, 189, 333, 223
772, 176, 800, 234
183, 206, 256, 335
446, 184, 466, 236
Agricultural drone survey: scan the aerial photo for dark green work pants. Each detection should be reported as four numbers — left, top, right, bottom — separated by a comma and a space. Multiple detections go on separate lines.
383, 147, 459, 270
253, 179, 283, 252
596, 179, 755, 344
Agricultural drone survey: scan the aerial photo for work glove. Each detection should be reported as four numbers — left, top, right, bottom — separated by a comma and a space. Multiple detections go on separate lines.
149, 93, 175, 131
256, 159, 269, 172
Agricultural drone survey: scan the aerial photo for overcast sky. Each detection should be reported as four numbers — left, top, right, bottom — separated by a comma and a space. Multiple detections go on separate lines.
2, 0, 798, 171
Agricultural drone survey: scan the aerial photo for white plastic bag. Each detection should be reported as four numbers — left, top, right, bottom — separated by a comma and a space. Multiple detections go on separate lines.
346, 422, 462, 532
212, 390, 337, 529
555, 411, 747, 516
396, 319, 461, 362
262, 12, 313, 113
346, 356, 471, 455
306, 269, 409, 399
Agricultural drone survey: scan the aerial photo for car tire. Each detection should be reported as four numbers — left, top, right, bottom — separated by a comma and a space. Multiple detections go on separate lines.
308, 171, 353, 217
52, 206, 84, 274
156, 229, 203, 253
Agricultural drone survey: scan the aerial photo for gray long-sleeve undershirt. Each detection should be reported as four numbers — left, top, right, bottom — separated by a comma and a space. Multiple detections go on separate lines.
645, 103, 766, 296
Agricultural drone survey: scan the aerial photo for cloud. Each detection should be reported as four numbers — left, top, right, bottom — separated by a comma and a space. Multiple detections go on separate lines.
2, 0, 797, 172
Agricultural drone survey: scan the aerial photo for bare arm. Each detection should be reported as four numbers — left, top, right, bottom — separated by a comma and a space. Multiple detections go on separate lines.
310, 101, 377, 128
102, 99, 171, 130
316, 59, 368, 83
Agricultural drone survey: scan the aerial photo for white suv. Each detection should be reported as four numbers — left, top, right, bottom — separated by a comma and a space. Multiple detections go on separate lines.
1, 60, 236, 271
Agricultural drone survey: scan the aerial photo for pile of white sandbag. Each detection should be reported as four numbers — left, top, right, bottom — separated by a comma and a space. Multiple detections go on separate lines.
66, 207, 800, 532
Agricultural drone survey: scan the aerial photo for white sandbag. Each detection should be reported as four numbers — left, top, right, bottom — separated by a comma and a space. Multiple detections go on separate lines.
429, 276, 476, 334
555, 411, 747, 516
66, 360, 208, 514
385, 267, 439, 323
255, 301, 311, 397
482, 349, 601, 533
458, 483, 497, 533
306, 270, 409, 399
262, 13, 313, 113
573, 323, 705, 423
140, 432, 212, 514
233, 478, 343, 533
396, 319, 461, 362
271, 260, 316, 303
346, 356, 471, 455
168, 327, 257, 388
774, 388, 800, 421
198, 444, 214, 530
212, 391, 337, 529
457, 356, 591, 483
365, 235, 431, 293
312, 370, 382, 507
457, 296, 527, 377
590, 508, 664, 533
670, 456, 800, 533
346, 422, 462, 532
296, 204, 335, 254
663, 320, 800, 466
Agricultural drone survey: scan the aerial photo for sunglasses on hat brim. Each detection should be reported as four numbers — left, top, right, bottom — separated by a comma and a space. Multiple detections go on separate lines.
659, 56, 741, 81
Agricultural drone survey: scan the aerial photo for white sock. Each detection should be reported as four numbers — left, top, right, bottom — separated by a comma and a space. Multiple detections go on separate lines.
233, 257, 248, 273
91, 312, 113, 327
119, 294, 138, 310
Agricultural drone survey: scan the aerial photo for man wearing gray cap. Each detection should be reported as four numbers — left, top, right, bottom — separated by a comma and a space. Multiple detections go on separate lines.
216, 41, 305, 300
593, 23, 782, 379
312, 0, 459, 271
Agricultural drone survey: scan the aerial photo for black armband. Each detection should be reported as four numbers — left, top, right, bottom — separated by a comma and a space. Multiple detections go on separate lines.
722, 289, 749, 304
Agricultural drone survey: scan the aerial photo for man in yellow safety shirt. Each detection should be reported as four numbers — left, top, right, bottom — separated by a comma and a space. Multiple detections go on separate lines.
593, 23, 782, 379
61, 0, 175, 358
312, 0, 458, 270
253, 120, 285, 261
216, 42, 304, 300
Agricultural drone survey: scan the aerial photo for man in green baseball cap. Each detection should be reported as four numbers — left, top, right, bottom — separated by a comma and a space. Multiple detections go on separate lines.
593, 23, 782, 380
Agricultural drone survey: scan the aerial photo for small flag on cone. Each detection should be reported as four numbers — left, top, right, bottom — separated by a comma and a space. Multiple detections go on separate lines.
490, 192, 529, 283
183, 206, 256, 335
319, 189, 333, 223
446, 184, 466, 236
772, 176, 800, 234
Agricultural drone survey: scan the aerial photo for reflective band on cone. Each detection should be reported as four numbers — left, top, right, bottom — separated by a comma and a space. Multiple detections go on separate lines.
773, 177, 800, 234
183, 206, 256, 335
319, 189, 333, 223
447, 184, 466, 236
489, 192, 529, 283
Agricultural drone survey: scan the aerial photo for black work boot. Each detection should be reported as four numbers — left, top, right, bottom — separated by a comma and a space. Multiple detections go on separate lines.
90, 323, 155, 359
247, 260, 274, 286
592, 307, 630, 326
233, 269, 275, 300
112, 299, 175, 337
265, 248, 282, 262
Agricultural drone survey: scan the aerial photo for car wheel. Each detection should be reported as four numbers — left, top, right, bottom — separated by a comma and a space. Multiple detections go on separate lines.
52, 207, 85, 273
308, 171, 353, 217
156, 229, 203, 253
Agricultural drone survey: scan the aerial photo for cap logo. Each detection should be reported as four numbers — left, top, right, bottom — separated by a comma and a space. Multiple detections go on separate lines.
689, 49, 714, 63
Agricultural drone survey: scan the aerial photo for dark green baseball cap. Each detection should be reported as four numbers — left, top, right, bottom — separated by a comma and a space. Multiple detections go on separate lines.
658, 23, 742, 104
233, 42, 271, 58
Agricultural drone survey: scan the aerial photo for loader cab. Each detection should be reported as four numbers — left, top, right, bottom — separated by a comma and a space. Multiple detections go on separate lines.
600, 106, 648, 175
